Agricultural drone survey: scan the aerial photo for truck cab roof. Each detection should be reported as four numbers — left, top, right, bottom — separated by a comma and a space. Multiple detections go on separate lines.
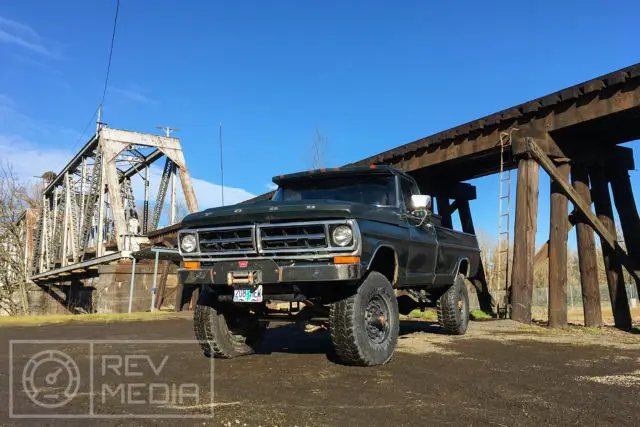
272, 165, 414, 186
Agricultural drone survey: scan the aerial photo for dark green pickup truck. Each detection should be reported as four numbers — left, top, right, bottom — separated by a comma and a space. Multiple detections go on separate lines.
178, 166, 480, 366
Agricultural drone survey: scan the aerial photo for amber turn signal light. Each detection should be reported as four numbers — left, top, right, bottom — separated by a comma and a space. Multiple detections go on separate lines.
333, 256, 360, 265
183, 261, 201, 270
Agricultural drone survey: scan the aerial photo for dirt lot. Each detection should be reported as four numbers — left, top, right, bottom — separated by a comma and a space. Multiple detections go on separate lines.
0, 314, 638, 426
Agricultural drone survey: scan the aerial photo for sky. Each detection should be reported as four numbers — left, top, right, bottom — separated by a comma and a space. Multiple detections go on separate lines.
1, 0, 639, 245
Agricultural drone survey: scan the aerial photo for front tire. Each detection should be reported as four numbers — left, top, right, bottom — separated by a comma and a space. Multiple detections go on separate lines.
437, 274, 470, 335
329, 272, 400, 366
194, 288, 267, 358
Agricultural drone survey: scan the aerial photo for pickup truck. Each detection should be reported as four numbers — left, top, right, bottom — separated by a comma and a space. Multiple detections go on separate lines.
178, 165, 480, 366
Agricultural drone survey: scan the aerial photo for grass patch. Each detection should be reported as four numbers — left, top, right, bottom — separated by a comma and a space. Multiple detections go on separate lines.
519, 323, 610, 336
469, 309, 493, 320
401, 309, 437, 321
0, 311, 180, 327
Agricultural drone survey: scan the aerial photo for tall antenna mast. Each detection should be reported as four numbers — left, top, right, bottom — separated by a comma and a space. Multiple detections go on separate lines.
96, 105, 106, 133
219, 122, 225, 206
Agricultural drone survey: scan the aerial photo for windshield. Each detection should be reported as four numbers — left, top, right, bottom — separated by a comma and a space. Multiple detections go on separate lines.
272, 174, 397, 206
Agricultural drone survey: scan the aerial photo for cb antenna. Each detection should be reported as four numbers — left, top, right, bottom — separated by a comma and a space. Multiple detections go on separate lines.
219, 122, 225, 206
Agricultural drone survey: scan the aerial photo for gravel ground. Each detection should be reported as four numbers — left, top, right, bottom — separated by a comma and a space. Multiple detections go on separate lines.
0, 315, 638, 426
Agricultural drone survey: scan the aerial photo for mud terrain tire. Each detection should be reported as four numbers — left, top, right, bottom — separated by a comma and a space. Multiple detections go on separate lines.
437, 274, 470, 335
329, 272, 399, 366
194, 288, 267, 358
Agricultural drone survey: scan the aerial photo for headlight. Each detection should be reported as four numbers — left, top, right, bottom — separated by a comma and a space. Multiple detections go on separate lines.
180, 234, 197, 253
332, 225, 353, 247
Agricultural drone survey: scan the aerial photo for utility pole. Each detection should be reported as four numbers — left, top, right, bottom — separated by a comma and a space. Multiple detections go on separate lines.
156, 126, 179, 224
96, 105, 107, 132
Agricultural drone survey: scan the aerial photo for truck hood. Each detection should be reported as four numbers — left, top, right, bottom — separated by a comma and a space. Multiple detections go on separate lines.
181, 200, 400, 228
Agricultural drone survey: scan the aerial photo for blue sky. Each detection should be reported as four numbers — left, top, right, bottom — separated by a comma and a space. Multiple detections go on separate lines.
1, 0, 639, 246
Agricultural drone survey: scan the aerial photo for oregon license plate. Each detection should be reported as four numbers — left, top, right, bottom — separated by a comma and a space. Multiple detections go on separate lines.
233, 285, 263, 303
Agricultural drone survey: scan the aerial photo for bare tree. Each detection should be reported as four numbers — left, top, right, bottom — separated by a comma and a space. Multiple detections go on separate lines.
175, 200, 190, 223
310, 126, 327, 169
0, 164, 32, 315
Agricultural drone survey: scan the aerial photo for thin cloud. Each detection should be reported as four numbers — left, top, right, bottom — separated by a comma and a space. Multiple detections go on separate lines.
0, 93, 15, 108
130, 164, 255, 212
0, 15, 58, 58
0, 135, 73, 182
1, 135, 255, 213
265, 183, 278, 191
109, 86, 156, 104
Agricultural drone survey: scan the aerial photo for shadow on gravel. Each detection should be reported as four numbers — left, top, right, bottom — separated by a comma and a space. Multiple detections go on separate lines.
399, 320, 443, 335
255, 320, 447, 359
257, 324, 331, 356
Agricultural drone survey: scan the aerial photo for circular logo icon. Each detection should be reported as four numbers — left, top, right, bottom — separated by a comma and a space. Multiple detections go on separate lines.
22, 349, 81, 409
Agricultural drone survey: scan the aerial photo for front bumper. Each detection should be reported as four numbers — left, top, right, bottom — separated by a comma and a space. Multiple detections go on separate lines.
178, 259, 362, 286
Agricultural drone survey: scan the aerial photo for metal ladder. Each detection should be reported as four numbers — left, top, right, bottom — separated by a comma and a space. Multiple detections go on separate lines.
495, 131, 513, 318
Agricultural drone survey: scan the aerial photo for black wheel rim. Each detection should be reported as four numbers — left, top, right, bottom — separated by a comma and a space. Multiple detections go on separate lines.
364, 295, 391, 344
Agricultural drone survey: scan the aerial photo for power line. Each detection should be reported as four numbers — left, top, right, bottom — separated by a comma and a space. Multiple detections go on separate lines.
70, 0, 120, 152
71, 106, 99, 151
100, 0, 120, 107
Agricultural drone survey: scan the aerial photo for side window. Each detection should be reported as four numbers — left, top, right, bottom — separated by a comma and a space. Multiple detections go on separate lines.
400, 178, 419, 211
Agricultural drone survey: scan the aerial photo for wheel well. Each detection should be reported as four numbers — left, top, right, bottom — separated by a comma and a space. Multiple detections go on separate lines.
368, 246, 398, 285
457, 259, 469, 277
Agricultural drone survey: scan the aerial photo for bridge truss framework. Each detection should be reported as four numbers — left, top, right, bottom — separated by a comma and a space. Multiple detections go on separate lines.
30, 127, 198, 282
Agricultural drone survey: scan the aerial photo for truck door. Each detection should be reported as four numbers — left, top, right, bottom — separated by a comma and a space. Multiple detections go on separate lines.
400, 176, 438, 285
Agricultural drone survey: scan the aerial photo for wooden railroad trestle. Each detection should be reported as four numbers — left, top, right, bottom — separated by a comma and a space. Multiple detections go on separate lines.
510, 137, 639, 328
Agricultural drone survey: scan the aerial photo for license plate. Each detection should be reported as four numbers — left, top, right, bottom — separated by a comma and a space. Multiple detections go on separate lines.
233, 285, 263, 303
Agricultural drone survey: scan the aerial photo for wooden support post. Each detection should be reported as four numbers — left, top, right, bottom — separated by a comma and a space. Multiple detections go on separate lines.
457, 199, 493, 314
571, 163, 602, 327
534, 214, 576, 269
591, 167, 632, 330
190, 285, 200, 310
436, 197, 452, 228
610, 166, 640, 298
68, 280, 81, 313
524, 138, 639, 281
174, 280, 185, 312
548, 162, 570, 328
155, 260, 170, 310
510, 158, 539, 324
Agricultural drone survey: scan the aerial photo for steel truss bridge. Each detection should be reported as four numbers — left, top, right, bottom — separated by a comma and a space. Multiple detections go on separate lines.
30, 127, 198, 282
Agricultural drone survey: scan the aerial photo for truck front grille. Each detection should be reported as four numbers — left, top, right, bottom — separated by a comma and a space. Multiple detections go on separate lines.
198, 226, 255, 254
183, 220, 357, 257
259, 224, 328, 252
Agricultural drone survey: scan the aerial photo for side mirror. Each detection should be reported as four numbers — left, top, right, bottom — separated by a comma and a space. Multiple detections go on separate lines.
411, 194, 431, 212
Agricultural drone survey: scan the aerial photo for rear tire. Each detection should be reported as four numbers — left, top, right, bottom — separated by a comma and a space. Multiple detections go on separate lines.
194, 288, 267, 358
329, 272, 399, 366
437, 274, 469, 335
